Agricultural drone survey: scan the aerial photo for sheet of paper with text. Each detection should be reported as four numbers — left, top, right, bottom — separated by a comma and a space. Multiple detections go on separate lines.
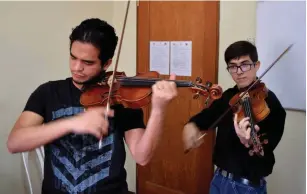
170, 41, 192, 76
149, 41, 170, 75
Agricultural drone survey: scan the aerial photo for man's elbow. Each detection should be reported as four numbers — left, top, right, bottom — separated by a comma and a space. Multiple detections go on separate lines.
133, 152, 151, 166
7, 139, 19, 154
136, 158, 150, 166
7, 132, 23, 154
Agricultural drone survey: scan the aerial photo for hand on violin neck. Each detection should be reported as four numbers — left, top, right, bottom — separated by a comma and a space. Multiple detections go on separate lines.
151, 74, 178, 111
169, 73, 176, 80
233, 114, 260, 148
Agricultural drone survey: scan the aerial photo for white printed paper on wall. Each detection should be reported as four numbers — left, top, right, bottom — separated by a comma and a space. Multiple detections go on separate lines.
170, 41, 192, 76
149, 41, 170, 75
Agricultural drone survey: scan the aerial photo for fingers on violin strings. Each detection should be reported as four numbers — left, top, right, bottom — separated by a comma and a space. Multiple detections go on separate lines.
238, 117, 249, 129
151, 83, 157, 92
169, 81, 178, 95
241, 117, 250, 123
165, 82, 178, 100
233, 114, 240, 129
246, 127, 251, 139
152, 82, 160, 93
241, 120, 250, 131
164, 81, 174, 94
244, 143, 250, 148
161, 80, 169, 90
169, 73, 176, 80
255, 125, 260, 132
155, 81, 163, 90
234, 120, 246, 138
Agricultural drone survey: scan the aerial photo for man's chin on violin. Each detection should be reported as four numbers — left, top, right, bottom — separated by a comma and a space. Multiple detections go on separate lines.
72, 73, 87, 83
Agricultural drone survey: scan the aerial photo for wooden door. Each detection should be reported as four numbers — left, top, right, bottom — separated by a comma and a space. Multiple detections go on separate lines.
136, 1, 220, 194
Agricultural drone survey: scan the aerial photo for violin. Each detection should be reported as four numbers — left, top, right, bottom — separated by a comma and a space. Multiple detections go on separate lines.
229, 81, 269, 157
80, 70, 223, 109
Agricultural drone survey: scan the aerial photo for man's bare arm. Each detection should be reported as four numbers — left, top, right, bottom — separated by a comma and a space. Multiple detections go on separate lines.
7, 107, 113, 154
124, 109, 165, 166
124, 74, 178, 166
7, 111, 74, 153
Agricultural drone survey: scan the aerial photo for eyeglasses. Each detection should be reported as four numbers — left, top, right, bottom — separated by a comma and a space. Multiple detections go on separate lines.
226, 63, 256, 74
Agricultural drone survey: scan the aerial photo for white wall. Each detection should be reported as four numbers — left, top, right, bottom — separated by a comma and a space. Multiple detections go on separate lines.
0, 1, 305, 194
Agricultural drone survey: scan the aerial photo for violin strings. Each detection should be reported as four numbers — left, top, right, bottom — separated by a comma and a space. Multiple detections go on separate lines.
242, 98, 257, 144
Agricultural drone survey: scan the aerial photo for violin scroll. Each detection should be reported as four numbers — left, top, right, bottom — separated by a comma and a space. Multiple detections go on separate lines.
192, 77, 203, 99
191, 77, 223, 107
248, 133, 269, 156
208, 82, 223, 100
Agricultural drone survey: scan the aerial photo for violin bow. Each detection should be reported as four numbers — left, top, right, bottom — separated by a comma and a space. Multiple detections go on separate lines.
185, 43, 293, 153
99, 0, 131, 149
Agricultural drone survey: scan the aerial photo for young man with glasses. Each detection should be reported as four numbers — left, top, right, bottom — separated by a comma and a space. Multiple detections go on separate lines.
182, 40, 286, 194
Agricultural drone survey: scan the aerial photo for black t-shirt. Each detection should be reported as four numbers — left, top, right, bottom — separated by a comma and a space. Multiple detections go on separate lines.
23, 77, 146, 194
188, 85, 286, 181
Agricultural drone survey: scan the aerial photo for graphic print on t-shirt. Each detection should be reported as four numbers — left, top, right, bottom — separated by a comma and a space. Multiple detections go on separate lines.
50, 106, 114, 193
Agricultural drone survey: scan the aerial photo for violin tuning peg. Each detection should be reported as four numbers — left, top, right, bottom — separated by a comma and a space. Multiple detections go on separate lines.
248, 150, 254, 156
193, 92, 200, 99
205, 81, 212, 88
196, 77, 202, 84
204, 97, 210, 107
262, 139, 268, 144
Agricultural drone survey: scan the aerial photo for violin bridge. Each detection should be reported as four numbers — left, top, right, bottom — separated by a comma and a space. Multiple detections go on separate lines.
240, 92, 250, 99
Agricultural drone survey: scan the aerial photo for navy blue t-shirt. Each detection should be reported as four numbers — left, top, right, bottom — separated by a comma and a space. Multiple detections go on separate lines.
23, 77, 145, 194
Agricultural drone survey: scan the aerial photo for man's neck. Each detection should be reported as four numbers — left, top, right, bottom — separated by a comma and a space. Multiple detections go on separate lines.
72, 80, 83, 90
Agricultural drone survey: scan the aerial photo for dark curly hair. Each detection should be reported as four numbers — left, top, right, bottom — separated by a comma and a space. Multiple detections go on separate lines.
69, 18, 118, 66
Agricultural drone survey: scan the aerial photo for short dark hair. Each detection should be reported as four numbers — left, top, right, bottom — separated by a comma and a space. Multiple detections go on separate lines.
224, 40, 258, 64
69, 18, 118, 66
